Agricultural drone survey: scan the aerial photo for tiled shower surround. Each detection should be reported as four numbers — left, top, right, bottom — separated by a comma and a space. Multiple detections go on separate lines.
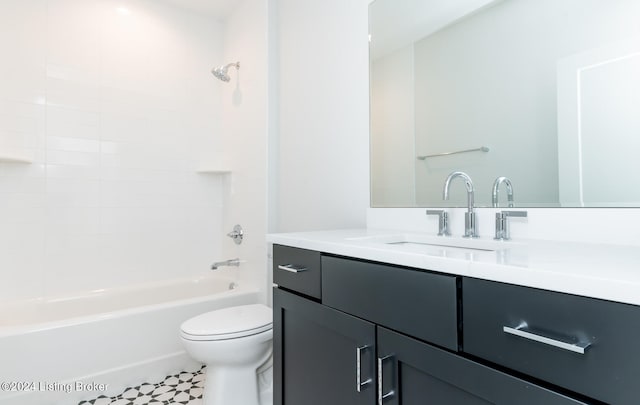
79, 367, 205, 405
0, 0, 227, 302
0, 0, 271, 402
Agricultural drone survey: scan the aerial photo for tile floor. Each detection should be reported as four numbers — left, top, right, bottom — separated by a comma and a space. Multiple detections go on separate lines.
78, 367, 205, 405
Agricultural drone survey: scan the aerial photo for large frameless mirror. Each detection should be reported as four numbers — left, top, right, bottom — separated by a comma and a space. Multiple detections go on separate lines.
370, 0, 640, 208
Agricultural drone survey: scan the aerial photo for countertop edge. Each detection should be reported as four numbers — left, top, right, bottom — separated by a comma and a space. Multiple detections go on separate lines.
268, 230, 640, 307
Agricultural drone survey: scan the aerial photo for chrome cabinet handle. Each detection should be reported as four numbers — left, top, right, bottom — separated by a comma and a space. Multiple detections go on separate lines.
277, 264, 308, 273
503, 322, 591, 354
356, 345, 372, 392
377, 355, 395, 404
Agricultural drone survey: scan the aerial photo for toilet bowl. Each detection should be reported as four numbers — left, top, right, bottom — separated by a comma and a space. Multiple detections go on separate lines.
180, 304, 273, 405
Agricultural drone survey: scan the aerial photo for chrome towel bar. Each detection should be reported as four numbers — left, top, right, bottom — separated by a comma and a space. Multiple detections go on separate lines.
418, 146, 489, 160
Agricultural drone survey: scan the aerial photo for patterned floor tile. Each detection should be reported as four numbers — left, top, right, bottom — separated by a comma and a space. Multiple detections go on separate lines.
78, 366, 205, 405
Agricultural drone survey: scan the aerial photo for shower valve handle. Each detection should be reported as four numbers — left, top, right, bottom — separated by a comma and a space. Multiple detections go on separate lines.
227, 224, 244, 245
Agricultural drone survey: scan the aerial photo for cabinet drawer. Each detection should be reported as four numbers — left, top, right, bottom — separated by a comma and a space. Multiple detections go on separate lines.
322, 256, 458, 351
463, 278, 640, 404
378, 327, 588, 405
273, 245, 321, 299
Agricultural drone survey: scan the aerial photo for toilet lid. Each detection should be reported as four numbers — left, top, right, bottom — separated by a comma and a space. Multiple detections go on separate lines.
180, 304, 272, 341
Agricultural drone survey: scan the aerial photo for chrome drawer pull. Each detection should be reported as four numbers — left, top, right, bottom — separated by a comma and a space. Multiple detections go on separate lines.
277, 264, 309, 273
503, 323, 591, 354
377, 355, 395, 404
356, 345, 372, 392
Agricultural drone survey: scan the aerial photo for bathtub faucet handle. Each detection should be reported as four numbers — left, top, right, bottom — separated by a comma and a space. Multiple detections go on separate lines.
227, 224, 243, 245
211, 258, 241, 270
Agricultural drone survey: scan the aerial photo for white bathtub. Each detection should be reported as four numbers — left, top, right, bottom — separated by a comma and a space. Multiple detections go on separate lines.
0, 274, 260, 405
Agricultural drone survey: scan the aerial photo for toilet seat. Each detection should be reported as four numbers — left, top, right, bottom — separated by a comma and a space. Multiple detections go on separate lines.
180, 304, 272, 341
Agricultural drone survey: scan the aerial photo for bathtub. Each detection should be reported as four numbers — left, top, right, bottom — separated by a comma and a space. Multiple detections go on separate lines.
0, 274, 260, 405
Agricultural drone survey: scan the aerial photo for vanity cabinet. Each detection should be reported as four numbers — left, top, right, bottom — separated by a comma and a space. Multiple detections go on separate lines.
464, 278, 640, 404
322, 255, 459, 351
273, 245, 321, 299
273, 244, 592, 405
273, 288, 375, 405
377, 327, 585, 405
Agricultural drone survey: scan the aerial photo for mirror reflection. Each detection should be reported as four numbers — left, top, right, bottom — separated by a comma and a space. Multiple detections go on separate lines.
370, 0, 640, 208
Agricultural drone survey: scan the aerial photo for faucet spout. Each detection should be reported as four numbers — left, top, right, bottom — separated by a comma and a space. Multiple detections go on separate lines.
443, 171, 475, 213
442, 171, 478, 238
211, 258, 240, 270
492, 176, 514, 208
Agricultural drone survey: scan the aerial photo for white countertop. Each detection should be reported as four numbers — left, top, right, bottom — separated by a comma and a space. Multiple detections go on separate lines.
268, 229, 640, 306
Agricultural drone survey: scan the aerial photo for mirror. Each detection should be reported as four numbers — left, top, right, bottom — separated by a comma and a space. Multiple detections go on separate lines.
370, 0, 640, 208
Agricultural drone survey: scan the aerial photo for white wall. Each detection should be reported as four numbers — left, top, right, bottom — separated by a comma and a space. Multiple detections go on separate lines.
0, 0, 228, 302
219, 0, 270, 299
273, 0, 371, 232
368, 207, 640, 246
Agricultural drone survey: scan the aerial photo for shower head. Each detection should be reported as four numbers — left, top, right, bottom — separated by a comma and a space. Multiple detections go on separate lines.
211, 62, 240, 82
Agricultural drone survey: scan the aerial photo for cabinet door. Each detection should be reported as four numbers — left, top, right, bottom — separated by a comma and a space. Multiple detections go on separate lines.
273, 288, 376, 405
377, 327, 589, 405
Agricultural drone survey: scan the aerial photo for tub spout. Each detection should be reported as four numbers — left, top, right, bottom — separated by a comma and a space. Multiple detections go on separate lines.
211, 258, 241, 270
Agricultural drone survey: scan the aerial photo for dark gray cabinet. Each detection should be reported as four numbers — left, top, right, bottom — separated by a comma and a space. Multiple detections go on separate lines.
272, 245, 594, 405
464, 277, 640, 404
377, 327, 586, 405
273, 244, 321, 299
322, 255, 459, 351
273, 287, 376, 405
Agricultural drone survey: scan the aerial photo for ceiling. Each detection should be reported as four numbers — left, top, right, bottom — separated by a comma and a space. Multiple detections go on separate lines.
158, 0, 240, 19
370, 0, 499, 60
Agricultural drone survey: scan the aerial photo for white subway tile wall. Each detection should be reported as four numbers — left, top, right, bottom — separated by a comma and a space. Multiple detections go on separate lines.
0, 0, 229, 301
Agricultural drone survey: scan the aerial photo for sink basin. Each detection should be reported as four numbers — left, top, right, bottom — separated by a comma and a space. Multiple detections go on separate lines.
348, 233, 521, 252
388, 240, 494, 252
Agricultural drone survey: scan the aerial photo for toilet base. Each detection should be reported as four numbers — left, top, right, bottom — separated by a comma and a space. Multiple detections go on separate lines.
203, 366, 260, 405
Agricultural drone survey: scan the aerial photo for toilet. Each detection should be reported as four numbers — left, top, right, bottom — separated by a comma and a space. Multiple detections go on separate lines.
180, 304, 273, 405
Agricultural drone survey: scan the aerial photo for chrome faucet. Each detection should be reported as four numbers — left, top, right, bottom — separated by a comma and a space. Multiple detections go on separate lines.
443, 171, 478, 238
226, 224, 244, 245
494, 211, 527, 240
426, 210, 450, 236
211, 258, 240, 270
492, 177, 514, 208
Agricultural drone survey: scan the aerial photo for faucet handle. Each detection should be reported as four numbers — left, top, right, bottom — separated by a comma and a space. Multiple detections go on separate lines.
226, 224, 244, 245
494, 210, 528, 240
426, 210, 450, 237
501, 210, 527, 218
